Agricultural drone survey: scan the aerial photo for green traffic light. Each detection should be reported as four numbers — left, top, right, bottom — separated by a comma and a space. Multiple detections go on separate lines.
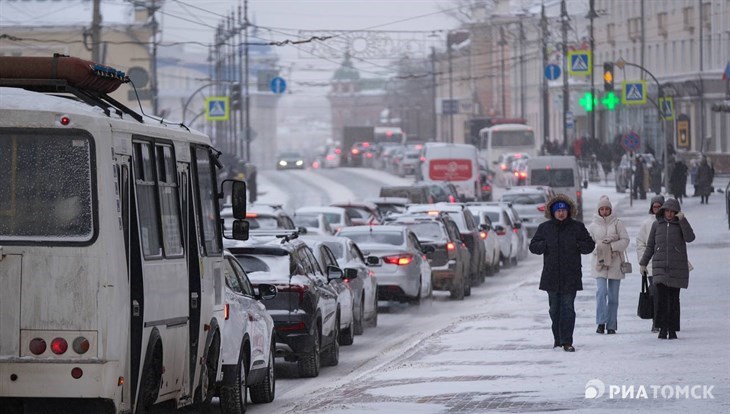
602, 91, 619, 110
579, 92, 597, 112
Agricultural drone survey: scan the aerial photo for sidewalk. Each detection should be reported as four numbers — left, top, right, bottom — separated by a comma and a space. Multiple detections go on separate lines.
286, 180, 730, 413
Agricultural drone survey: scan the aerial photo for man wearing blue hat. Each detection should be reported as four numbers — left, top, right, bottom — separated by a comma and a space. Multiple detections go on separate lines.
530, 194, 595, 352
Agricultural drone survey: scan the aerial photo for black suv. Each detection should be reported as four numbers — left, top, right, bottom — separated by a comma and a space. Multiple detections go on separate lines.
225, 233, 344, 378
389, 213, 471, 300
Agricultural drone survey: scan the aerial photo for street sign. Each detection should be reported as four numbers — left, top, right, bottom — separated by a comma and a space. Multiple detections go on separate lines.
442, 99, 459, 115
566, 111, 574, 129
622, 80, 647, 105
567, 50, 592, 76
677, 114, 691, 149
544, 63, 561, 80
659, 97, 674, 120
621, 131, 641, 152
270, 76, 287, 94
205, 96, 229, 121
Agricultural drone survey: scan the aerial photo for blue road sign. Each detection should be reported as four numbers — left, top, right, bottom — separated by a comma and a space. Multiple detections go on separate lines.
622, 80, 647, 105
205, 96, 229, 121
544, 64, 561, 80
621, 131, 641, 152
568, 51, 592, 76
659, 97, 674, 120
442, 99, 458, 115
270, 76, 287, 94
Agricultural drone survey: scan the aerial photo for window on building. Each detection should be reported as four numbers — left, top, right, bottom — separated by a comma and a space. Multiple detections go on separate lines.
657, 12, 668, 37
607, 23, 615, 45
701, 2, 711, 30
683, 6, 695, 32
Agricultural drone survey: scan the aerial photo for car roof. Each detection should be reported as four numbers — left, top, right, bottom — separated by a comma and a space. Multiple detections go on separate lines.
296, 206, 347, 214
338, 225, 406, 234
365, 196, 411, 205
407, 203, 464, 213
503, 186, 551, 195
331, 201, 379, 210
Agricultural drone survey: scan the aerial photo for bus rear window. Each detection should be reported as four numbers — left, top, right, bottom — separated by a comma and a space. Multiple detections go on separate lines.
491, 130, 535, 147
0, 131, 94, 242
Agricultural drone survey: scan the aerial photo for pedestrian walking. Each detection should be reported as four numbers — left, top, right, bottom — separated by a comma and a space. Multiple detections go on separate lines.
633, 156, 646, 200
639, 198, 695, 340
669, 160, 688, 203
635, 195, 665, 332
529, 194, 596, 352
587, 196, 629, 335
695, 157, 715, 204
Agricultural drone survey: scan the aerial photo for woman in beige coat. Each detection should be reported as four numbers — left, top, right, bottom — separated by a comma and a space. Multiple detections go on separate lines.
587, 196, 630, 334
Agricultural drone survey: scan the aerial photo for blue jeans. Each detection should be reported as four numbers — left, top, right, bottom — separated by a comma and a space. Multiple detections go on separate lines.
548, 291, 576, 346
595, 278, 621, 330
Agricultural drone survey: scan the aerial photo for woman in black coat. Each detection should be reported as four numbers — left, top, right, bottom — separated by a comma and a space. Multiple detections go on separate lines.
639, 198, 695, 339
530, 194, 596, 352
695, 157, 714, 204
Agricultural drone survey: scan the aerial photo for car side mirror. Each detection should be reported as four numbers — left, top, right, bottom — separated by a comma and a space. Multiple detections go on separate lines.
513, 222, 522, 229
326, 265, 344, 281
479, 223, 491, 232
343, 268, 358, 280
298, 226, 308, 235
494, 225, 505, 233
232, 220, 250, 241
256, 283, 277, 301
421, 244, 435, 254
366, 256, 381, 266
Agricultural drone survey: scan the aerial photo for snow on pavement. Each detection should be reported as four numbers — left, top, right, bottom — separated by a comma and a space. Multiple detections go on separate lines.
282, 178, 730, 413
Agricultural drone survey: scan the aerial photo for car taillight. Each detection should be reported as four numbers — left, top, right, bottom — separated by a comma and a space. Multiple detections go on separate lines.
576, 191, 582, 200
352, 148, 360, 154
519, 172, 527, 178
51, 338, 68, 355
383, 254, 413, 265
496, 229, 506, 236
480, 231, 487, 240
327, 154, 335, 160
73, 337, 90, 354
514, 171, 519, 177
513, 228, 519, 234
448, 195, 456, 203
366, 152, 373, 158
420, 156, 426, 162
276, 322, 306, 332
335, 148, 341, 154
224, 303, 230, 320
446, 242, 456, 251
481, 185, 491, 192
279, 284, 309, 305
537, 204, 546, 212
500, 164, 507, 171
29, 338, 46, 355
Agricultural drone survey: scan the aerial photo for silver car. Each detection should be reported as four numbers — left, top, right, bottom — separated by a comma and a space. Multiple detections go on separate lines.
499, 186, 555, 238
337, 226, 432, 305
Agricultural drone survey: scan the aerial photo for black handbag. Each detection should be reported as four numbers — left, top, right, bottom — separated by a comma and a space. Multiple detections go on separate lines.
637, 274, 653, 319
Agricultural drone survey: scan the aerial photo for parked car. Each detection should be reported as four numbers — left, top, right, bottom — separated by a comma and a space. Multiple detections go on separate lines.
330, 201, 381, 225
225, 235, 343, 378
406, 203, 487, 287
220, 251, 277, 410
388, 213, 471, 300
295, 206, 353, 233
302, 239, 357, 346
337, 225, 433, 304
303, 235, 379, 333
499, 186, 555, 237
467, 204, 521, 267
276, 151, 306, 170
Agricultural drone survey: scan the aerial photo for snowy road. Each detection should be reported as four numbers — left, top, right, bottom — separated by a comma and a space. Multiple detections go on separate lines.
241, 168, 729, 413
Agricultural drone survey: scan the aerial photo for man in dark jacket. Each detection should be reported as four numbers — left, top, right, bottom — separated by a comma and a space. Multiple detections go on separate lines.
529, 194, 595, 352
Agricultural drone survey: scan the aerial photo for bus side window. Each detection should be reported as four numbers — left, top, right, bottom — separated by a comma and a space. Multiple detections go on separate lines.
133, 142, 163, 258
120, 164, 130, 260
193, 146, 222, 256
156, 144, 183, 257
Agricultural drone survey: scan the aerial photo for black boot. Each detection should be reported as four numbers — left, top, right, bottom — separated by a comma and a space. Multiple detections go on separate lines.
668, 330, 678, 340
596, 324, 605, 334
607, 329, 616, 334
658, 329, 668, 339
553, 339, 560, 348
563, 343, 575, 352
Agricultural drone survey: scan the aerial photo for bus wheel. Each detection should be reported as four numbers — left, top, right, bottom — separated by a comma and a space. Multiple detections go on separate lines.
137, 340, 162, 414
196, 330, 221, 408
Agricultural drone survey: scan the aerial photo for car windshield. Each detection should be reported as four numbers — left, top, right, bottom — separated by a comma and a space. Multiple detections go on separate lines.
235, 254, 292, 275
530, 169, 574, 187
472, 211, 499, 225
400, 222, 444, 242
501, 193, 546, 205
339, 230, 404, 246
294, 214, 319, 227
0, 132, 94, 242
247, 216, 279, 230
280, 152, 301, 158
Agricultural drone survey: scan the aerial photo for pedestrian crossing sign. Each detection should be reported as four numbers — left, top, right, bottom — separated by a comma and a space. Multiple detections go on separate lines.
205, 96, 230, 121
621, 80, 647, 105
567, 50, 592, 76
659, 97, 674, 121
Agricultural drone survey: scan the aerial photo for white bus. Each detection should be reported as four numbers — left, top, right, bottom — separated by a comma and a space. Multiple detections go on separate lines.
0, 56, 248, 413
478, 123, 537, 167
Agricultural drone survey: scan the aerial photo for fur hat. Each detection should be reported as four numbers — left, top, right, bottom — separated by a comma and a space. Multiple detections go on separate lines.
545, 194, 577, 219
649, 195, 665, 214
597, 195, 612, 211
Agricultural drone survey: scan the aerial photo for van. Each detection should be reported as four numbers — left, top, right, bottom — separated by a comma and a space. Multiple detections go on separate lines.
526, 156, 583, 221
420, 143, 481, 201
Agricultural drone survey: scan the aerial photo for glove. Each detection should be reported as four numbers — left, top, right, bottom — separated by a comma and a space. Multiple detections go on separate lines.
640, 265, 647, 275
676, 212, 685, 221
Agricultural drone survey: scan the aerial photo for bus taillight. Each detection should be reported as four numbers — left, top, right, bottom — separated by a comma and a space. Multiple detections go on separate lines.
51, 338, 68, 355
71, 367, 83, 379
29, 338, 47, 355
73, 336, 90, 354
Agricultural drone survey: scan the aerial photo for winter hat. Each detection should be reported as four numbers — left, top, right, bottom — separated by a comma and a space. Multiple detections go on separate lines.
648, 195, 665, 214
659, 198, 681, 214
551, 201, 569, 213
597, 195, 612, 211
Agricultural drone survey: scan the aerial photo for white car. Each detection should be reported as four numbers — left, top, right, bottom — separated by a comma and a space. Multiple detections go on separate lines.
220, 251, 277, 411
468, 204, 520, 267
293, 213, 333, 236
295, 206, 353, 234
499, 186, 555, 238
302, 238, 357, 346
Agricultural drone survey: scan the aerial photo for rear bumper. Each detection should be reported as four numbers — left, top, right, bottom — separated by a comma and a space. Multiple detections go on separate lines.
272, 315, 316, 357
374, 271, 420, 298
431, 260, 459, 291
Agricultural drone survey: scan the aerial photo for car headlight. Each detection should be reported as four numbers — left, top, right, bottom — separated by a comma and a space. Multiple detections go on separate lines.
279, 160, 287, 166
296, 160, 304, 166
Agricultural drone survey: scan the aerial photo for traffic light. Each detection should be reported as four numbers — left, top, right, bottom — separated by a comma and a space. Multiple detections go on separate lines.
230, 83, 241, 110
603, 62, 614, 91
579, 92, 596, 112
602, 91, 619, 110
